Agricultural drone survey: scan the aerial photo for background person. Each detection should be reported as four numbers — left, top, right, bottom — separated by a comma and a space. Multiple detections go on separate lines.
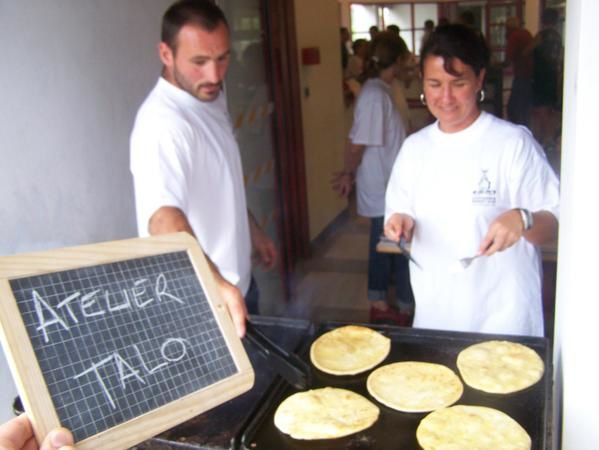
0, 415, 74, 450
420, 19, 435, 54
130, 0, 277, 337
340, 26, 351, 71
345, 38, 368, 81
332, 31, 414, 326
504, 16, 533, 126
384, 24, 559, 336
369, 25, 379, 41
344, 38, 369, 101
529, 8, 564, 156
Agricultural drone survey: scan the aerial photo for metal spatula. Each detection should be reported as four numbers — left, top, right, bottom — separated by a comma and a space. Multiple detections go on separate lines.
397, 238, 422, 269
458, 254, 482, 269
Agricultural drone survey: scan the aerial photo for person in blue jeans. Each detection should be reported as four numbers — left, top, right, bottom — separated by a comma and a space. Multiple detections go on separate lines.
332, 31, 414, 326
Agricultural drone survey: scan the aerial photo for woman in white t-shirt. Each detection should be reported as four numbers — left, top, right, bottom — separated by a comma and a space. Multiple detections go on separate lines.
384, 24, 559, 336
332, 31, 413, 326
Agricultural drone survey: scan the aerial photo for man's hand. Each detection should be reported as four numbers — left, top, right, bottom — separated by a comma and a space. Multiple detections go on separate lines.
248, 213, 277, 270
251, 228, 277, 270
384, 213, 415, 242
478, 209, 524, 256
214, 273, 248, 338
330, 171, 354, 198
0, 414, 75, 450
202, 252, 248, 337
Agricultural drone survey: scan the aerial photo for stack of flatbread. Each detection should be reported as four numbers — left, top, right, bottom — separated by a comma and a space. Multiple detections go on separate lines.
273, 387, 379, 440
309, 325, 390, 375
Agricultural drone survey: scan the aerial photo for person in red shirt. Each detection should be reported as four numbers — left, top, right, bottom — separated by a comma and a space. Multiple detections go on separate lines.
505, 17, 533, 126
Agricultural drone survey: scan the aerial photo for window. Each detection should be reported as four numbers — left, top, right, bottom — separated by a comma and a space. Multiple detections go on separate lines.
349, 2, 439, 55
350, 4, 379, 41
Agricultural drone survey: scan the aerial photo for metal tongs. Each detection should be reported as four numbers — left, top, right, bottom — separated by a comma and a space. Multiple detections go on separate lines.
244, 321, 312, 390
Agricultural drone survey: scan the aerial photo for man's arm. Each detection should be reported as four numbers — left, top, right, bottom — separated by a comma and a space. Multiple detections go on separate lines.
148, 206, 194, 235
0, 414, 74, 450
247, 211, 277, 270
148, 207, 248, 337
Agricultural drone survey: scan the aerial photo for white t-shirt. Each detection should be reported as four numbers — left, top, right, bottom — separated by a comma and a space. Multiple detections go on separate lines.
130, 77, 252, 295
385, 111, 560, 336
350, 78, 406, 217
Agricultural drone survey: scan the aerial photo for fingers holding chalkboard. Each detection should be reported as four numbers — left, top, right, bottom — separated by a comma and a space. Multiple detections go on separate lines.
204, 253, 248, 338
216, 277, 248, 338
0, 414, 74, 450
41, 426, 75, 450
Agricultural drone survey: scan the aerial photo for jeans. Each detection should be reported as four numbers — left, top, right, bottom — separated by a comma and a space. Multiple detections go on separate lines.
507, 77, 532, 127
244, 276, 260, 315
367, 216, 414, 311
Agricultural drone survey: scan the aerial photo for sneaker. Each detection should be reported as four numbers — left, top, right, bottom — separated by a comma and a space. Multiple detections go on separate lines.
369, 305, 412, 327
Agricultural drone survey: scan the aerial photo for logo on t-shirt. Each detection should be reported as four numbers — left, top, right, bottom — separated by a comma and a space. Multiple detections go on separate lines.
472, 169, 496, 205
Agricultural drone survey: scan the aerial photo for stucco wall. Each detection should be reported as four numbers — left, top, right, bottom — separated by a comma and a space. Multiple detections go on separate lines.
293, 0, 347, 240
0, 0, 172, 422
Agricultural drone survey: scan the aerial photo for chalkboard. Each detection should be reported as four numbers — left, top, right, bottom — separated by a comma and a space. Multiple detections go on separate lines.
0, 232, 254, 450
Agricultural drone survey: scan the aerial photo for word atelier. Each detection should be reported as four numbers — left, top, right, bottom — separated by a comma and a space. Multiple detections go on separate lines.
32, 273, 184, 343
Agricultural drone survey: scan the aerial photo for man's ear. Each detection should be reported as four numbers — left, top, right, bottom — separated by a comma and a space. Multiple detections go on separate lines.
158, 42, 174, 67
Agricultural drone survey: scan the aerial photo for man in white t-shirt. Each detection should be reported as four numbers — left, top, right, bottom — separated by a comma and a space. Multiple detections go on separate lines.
130, 0, 277, 337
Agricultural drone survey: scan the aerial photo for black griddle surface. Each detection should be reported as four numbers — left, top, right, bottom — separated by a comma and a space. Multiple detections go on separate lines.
240, 322, 552, 450
136, 316, 312, 450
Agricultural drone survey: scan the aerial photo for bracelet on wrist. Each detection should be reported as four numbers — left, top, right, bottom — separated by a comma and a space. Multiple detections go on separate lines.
517, 208, 534, 231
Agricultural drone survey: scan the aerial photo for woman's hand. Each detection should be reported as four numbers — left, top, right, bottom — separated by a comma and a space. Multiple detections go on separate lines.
330, 171, 354, 198
478, 209, 524, 255
384, 213, 415, 242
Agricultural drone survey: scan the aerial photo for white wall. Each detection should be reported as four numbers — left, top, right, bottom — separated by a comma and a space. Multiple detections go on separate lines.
554, 0, 599, 448
294, 0, 347, 240
0, 0, 172, 422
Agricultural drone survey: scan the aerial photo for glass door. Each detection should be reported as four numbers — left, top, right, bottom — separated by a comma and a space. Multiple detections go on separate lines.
218, 0, 286, 312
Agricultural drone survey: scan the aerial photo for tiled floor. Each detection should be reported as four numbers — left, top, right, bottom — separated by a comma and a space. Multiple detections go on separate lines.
284, 208, 373, 325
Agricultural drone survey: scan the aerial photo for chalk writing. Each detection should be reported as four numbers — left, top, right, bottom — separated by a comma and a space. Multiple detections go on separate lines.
33, 273, 184, 343
73, 337, 190, 409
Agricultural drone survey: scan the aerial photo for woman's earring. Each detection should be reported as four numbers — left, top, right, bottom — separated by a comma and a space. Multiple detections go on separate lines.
420, 93, 426, 106
479, 90, 485, 103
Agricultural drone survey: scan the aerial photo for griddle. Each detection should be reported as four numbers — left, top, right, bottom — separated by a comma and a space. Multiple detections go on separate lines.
136, 316, 313, 450
239, 321, 552, 450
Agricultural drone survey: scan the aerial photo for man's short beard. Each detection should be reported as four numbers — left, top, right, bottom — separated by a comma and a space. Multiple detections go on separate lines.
173, 67, 221, 102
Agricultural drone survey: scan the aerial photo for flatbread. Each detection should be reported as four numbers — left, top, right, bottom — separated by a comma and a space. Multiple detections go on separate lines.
416, 405, 531, 450
273, 387, 380, 440
457, 340, 544, 394
310, 325, 390, 375
366, 362, 463, 412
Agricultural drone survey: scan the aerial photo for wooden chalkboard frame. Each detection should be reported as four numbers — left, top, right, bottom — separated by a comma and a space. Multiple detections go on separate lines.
0, 232, 254, 450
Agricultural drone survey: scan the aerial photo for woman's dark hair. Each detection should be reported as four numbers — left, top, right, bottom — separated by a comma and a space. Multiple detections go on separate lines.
541, 8, 559, 26
162, 0, 228, 53
352, 38, 368, 54
361, 31, 409, 81
420, 24, 489, 77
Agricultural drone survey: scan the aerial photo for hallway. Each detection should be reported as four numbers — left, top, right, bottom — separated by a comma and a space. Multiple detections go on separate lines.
285, 206, 372, 324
